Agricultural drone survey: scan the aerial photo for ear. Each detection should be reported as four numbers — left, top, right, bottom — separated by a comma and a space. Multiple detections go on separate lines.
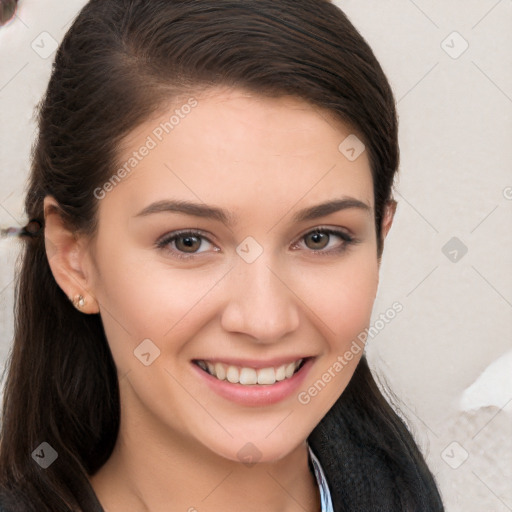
376, 199, 397, 272
381, 199, 397, 240
43, 196, 100, 314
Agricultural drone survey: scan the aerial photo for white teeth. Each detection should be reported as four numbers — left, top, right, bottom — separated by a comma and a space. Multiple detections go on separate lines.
275, 365, 286, 381
226, 365, 239, 383
239, 368, 258, 385
197, 358, 304, 385
257, 367, 276, 385
285, 362, 296, 378
214, 362, 226, 380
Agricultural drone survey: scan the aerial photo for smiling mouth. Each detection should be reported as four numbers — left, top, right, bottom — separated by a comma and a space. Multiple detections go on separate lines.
194, 358, 306, 385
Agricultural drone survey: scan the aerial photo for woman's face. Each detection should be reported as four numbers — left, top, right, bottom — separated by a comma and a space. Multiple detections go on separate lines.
84, 88, 388, 463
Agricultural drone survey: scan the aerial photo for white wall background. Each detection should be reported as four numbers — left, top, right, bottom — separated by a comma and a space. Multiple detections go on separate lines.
0, 1, 511, 510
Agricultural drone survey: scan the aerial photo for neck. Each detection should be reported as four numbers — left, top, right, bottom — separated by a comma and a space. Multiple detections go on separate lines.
89, 391, 320, 512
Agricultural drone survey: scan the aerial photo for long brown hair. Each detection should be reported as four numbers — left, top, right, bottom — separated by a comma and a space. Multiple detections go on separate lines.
0, 1, 443, 510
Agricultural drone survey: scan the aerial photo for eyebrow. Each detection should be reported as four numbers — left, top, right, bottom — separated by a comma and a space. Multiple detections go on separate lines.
134, 197, 371, 226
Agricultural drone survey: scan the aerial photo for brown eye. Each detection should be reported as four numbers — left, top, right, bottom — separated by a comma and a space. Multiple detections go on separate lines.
175, 234, 202, 253
156, 230, 218, 260
293, 227, 356, 256
304, 231, 330, 250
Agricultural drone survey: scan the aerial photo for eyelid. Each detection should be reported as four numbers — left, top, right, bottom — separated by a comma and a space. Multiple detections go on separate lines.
156, 228, 214, 245
295, 224, 354, 241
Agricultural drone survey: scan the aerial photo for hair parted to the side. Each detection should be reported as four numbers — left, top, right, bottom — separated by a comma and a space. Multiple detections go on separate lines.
0, 1, 443, 510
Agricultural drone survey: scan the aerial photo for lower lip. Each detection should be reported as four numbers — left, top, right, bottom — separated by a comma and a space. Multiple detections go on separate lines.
192, 358, 314, 407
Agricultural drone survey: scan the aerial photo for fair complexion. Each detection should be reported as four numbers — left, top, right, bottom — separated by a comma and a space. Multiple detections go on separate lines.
44, 88, 395, 512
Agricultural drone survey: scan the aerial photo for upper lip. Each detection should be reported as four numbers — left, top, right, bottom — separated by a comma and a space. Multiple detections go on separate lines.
193, 356, 311, 369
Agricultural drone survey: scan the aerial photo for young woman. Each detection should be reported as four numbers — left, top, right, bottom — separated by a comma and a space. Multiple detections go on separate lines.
0, 1, 444, 510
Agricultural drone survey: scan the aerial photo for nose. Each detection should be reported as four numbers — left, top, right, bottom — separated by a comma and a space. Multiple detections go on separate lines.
220, 255, 300, 343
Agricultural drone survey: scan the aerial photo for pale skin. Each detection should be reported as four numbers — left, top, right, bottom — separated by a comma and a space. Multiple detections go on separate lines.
44, 88, 395, 512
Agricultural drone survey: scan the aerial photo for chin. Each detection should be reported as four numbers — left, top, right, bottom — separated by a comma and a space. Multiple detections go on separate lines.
197, 428, 310, 466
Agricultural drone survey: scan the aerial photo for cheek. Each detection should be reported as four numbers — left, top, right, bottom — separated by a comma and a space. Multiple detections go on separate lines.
89, 240, 226, 365
292, 252, 379, 416
293, 250, 379, 349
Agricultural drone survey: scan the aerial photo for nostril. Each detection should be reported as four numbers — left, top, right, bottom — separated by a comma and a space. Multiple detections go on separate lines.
0, 0, 18, 26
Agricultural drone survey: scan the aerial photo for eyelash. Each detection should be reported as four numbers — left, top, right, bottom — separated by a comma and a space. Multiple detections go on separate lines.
156, 227, 358, 261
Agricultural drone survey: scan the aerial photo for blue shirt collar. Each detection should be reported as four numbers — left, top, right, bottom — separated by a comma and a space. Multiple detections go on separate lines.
307, 443, 334, 512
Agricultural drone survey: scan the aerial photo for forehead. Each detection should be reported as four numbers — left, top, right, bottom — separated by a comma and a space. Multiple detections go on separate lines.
107, 88, 374, 222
